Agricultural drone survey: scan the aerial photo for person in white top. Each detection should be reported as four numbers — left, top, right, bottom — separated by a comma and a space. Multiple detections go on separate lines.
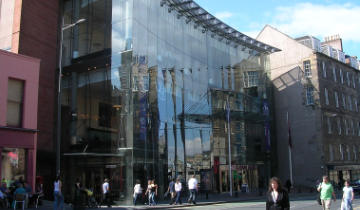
133, 179, 142, 206
102, 178, 111, 207
341, 180, 354, 210
187, 175, 198, 204
174, 178, 182, 204
53, 175, 64, 210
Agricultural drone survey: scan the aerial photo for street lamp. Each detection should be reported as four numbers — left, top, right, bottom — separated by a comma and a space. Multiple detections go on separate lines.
56, 17, 86, 176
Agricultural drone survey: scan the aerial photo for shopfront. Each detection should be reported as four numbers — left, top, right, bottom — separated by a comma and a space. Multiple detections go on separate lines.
328, 165, 360, 186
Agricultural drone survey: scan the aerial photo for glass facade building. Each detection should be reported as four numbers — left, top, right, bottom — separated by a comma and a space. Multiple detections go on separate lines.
60, 0, 278, 204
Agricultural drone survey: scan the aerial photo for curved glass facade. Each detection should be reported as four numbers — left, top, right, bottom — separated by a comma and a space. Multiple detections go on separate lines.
60, 0, 273, 204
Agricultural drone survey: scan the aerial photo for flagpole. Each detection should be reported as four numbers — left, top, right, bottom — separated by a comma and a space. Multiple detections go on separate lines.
287, 112, 293, 185
227, 98, 233, 196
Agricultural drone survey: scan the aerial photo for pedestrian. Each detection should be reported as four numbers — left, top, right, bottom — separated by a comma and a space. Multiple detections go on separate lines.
150, 179, 158, 205
102, 178, 111, 207
53, 175, 64, 210
285, 180, 291, 193
133, 179, 142, 206
145, 179, 152, 206
175, 178, 182, 205
265, 177, 290, 210
0, 189, 6, 208
341, 180, 354, 210
188, 175, 198, 204
167, 178, 176, 205
317, 175, 336, 210
73, 178, 83, 210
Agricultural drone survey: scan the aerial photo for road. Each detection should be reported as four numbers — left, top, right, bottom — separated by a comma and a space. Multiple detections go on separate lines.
169, 199, 360, 210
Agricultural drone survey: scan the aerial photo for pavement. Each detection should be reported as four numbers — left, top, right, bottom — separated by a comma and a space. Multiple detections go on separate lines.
25, 191, 319, 210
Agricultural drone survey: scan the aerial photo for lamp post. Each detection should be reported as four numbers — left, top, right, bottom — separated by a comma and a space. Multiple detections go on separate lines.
56, 17, 86, 176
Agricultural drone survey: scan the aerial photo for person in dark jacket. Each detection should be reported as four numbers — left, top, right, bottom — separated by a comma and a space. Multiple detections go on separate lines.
266, 177, 290, 210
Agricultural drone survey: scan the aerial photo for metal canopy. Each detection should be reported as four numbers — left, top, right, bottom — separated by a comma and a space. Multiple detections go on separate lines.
162, 0, 280, 53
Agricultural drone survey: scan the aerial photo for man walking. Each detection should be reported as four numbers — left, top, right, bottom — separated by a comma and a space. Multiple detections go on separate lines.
102, 178, 111, 207
167, 178, 176, 205
188, 175, 198, 204
317, 175, 336, 210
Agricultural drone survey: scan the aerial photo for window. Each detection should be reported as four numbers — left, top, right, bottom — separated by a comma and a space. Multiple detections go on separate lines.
353, 73, 356, 88
329, 144, 334, 161
334, 91, 339, 108
337, 118, 342, 135
347, 72, 350, 86
358, 122, 360, 136
340, 69, 343, 84
304, 60, 311, 77
324, 88, 329, 105
1, 148, 26, 183
342, 94, 346, 109
133, 76, 139, 91
355, 99, 358, 112
7, 79, 24, 127
243, 71, 259, 87
322, 61, 327, 78
340, 144, 344, 160
333, 67, 337, 82
348, 96, 353, 111
344, 119, 349, 135
327, 117, 332, 134
351, 119, 355, 135
306, 86, 314, 105
347, 145, 351, 161
354, 146, 358, 161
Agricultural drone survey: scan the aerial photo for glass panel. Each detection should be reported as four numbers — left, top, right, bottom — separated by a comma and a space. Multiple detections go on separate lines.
61, 0, 272, 203
7, 79, 24, 127
1, 148, 26, 185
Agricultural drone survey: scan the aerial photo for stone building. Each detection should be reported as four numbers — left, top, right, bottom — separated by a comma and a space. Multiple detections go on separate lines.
257, 25, 360, 189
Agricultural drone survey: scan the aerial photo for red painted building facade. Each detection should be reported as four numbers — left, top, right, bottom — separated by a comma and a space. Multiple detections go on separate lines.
0, 0, 59, 194
0, 50, 40, 190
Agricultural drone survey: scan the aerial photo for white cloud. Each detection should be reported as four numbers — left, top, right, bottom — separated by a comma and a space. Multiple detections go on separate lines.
214, 11, 234, 20
271, 3, 360, 42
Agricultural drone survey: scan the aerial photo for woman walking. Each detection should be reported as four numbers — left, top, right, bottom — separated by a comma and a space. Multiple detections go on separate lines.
341, 180, 354, 210
53, 175, 64, 210
266, 177, 290, 210
145, 180, 154, 206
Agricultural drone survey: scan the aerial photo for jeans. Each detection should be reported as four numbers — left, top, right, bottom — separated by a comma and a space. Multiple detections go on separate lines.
149, 192, 156, 205
133, 193, 141, 205
175, 191, 181, 204
188, 189, 196, 204
341, 198, 353, 210
54, 191, 64, 210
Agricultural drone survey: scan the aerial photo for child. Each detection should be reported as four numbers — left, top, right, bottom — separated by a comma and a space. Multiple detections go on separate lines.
341, 180, 354, 210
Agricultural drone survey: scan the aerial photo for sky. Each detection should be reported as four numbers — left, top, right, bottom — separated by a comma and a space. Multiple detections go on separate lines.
195, 0, 360, 58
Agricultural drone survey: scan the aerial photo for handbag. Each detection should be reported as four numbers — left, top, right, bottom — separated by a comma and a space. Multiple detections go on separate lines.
316, 194, 322, 205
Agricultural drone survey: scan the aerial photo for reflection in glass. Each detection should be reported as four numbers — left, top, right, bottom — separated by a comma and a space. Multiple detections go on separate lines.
60, 0, 273, 204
